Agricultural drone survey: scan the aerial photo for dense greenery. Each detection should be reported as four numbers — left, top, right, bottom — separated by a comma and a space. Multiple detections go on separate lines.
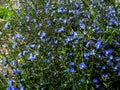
0, 6, 12, 20
0, 0, 120, 90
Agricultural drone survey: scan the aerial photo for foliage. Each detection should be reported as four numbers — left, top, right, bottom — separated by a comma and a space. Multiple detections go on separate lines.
0, 6, 12, 20
1, 0, 120, 90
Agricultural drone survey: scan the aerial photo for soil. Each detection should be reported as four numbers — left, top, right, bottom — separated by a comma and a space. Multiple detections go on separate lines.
0, 0, 7, 6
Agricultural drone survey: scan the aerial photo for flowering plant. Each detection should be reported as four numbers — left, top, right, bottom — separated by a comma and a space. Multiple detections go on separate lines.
1, 0, 120, 89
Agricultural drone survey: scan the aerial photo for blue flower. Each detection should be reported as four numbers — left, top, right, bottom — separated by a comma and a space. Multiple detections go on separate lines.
115, 57, 120, 62
18, 52, 22, 58
14, 34, 22, 39
63, 19, 67, 24
69, 62, 75, 66
105, 49, 113, 56
89, 50, 95, 55
109, 18, 118, 26
109, 9, 116, 14
114, 40, 120, 45
40, 82, 44, 87
58, 7, 63, 13
105, 13, 110, 18
42, 59, 46, 63
62, 8, 67, 13
47, 52, 51, 56
16, 10, 20, 15
95, 39, 102, 49
45, 8, 49, 14
80, 23, 86, 29
97, 54, 101, 58
47, 21, 51, 27
8, 78, 13, 85
27, 26, 31, 30
65, 36, 71, 44
92, 22, 97, 28
39, 23, 42, 27
96, 27, 102, 33
113, 65, 118, 72
79, 62, 87, 69
79, 79, 84, 83
102, 66, 106, 70
28, 54, 37, 61
95, 84, 99, 89
118, 8, 120, 14
74, 40, 78, 44
37, 44, 41, 49
4, 22, 10, 30
20, 83, 24, 90
47, 60, 50, 63
21, 37, 26, 42
96, 64, 100, 68
11, 61, 17, 67
36, 10, 41, 15
102, 74, 109, 78
3, 58, 7, 66
32, 19, 37, 23
7, 86, 17, 90
71, 31, 78, 40
13, 69, 21, 75
58, 27, 65, 33
12, 42, 17, 49
69, 68, 75, 73
86, 41, 91, 48
3, 73, 8, 77
84, 52, 90, 60
107, 59, 111, 63
40, 32, 46, 42
45, 1, 50, 8
74, 2, 79, 8
20, 86, 24, 90
57, 0, 62, 4
93, 78, 98, 83
109, 55, 113, 60
75, 10, 81, 15
25, 14, 30, 22
69, 52, 73, 56
23, 50, 29, 55
29, 44, 35, 48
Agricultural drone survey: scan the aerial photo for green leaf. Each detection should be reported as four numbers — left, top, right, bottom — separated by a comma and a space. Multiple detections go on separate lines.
103, 82, 109, 88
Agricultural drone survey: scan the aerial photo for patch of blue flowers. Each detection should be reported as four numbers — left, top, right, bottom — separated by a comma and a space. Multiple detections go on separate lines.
2, 0, 120, 89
